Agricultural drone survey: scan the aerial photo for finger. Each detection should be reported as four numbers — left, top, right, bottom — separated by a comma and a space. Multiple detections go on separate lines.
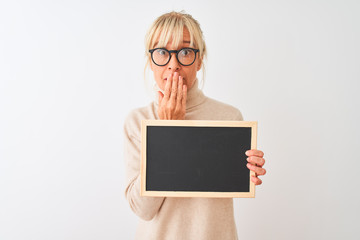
176, 76, 183, 107
182, 84, 187, 108
247, 156, 265, 167
245, 149, 264, 158
247, 163, 266, 176
170, 72, 178, 103
158, 91, 164, 104
164, 73, 172, 101
251, 176, 262, 185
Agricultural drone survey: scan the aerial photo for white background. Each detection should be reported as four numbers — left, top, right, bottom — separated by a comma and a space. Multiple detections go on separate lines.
1, 0, 359, 239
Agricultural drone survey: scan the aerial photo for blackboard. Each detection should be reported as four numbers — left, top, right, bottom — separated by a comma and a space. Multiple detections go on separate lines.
140, 120, 257, 198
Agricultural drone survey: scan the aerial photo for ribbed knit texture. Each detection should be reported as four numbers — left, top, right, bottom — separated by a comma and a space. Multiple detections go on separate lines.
123, 78, 244, 240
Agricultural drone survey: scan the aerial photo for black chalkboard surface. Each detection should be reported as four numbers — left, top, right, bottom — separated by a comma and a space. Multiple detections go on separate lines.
140, 120, 257, 198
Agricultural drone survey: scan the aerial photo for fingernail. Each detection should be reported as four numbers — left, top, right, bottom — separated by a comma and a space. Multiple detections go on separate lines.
246, 157, 249, 161
245, 150, 249, 155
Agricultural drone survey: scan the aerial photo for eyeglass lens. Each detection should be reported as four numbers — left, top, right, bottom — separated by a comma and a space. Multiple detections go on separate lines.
152, 49, 196, 66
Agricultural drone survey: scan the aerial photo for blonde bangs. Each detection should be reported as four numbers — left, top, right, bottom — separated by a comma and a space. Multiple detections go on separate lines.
149, 17, 184, 50
145, 12, 203, 52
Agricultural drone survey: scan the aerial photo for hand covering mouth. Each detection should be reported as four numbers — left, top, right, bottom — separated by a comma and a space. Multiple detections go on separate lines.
164, 77, 185, 81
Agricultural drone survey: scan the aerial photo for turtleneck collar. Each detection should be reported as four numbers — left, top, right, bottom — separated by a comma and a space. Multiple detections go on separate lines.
153, 77, 206, 111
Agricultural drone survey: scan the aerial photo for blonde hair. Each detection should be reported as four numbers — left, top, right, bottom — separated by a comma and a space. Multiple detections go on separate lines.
144, 10, 207, 90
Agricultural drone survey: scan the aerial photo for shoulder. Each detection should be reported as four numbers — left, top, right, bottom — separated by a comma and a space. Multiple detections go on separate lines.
123, 103, 154, 136
124, 105, 150, 123
203, 96, 244, 121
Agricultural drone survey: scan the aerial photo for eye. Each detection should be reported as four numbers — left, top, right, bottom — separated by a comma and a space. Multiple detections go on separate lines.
180, 49, 191, 56
179, 49, 194, 58
156, 49, 167, 56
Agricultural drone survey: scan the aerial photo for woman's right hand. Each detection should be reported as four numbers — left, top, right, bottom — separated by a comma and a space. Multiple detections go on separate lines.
157, 72, 187, 120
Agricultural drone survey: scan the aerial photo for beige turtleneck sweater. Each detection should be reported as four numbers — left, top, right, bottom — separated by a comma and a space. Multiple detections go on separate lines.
123, 78, 244, 240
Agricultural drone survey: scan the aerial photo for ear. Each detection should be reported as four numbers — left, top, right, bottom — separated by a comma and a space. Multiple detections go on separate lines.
196, 58, 202, 71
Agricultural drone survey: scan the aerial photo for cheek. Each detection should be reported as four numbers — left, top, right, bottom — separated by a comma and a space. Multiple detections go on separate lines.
150, 62, 161, 75
187, 68, 197, 78
152, 67, 162, 78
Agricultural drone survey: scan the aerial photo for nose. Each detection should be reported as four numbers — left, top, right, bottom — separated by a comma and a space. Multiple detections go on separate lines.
167, 52, 181, 71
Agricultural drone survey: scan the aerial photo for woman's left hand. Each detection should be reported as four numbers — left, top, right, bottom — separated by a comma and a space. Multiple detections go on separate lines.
245, 149, 266, 185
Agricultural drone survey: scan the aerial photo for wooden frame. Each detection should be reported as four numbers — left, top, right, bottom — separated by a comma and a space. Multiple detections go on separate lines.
141, 120, 258, 198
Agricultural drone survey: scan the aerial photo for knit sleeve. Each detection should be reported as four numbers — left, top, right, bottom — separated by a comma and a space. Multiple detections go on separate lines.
123, 111, 165, 221
233, 109, 244, 121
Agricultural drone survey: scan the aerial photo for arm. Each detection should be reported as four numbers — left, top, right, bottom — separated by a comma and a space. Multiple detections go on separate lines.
123, 114, 165, 221
124, 73, 186, 219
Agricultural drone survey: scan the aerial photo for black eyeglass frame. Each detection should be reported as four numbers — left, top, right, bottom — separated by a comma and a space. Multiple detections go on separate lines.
148, 47, 200, 66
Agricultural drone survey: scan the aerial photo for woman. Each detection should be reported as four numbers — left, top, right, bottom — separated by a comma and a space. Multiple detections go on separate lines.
124, 11, 266, 240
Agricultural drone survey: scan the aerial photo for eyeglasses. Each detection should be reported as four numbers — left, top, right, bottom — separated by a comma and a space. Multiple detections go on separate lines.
149, 48, 199, 66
